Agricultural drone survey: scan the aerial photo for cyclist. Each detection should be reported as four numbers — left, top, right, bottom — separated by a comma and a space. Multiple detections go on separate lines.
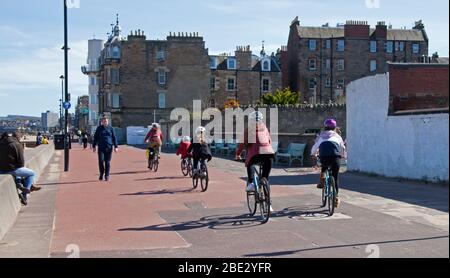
187, 127, 212, 176
144, 123, 163, 160
310, 119, 347, 207
236, 111, 275, 194
177, 136, 192, 160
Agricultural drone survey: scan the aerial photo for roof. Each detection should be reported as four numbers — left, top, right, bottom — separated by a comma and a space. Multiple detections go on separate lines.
297, 26, 426, 41
215, 56, 280, 72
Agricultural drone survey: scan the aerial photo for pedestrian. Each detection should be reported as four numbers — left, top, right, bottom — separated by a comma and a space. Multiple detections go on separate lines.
93, 117, 119, 182
36, 133, 43, 146
82, 133, 88, 150
0, 132, 41, 206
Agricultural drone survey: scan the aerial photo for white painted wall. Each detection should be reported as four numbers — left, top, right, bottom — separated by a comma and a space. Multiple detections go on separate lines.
347, 73, 449, 182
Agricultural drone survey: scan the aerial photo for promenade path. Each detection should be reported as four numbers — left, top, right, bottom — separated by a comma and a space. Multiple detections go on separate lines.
0, 145, 448, 258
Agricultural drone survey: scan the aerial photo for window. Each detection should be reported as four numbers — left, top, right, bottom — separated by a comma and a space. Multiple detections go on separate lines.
337, 40, 345, 52
227, 77, 236, 91
337, 79, 345, 88
157, 51, 166, 61
309, 59, 317, 71
370, 41, 377, 53
210, 57, 217, 69
325, 39, 331, 49
325, 59, 331, 71
370, 60, 377, 72
106, 69, 111, 84
309, 78, 317, 90
412, 43, 420, 54
386, 41, 394, 54
112, 46, 120, 59
309, 39, 317, 51
90, 95, 97, 105
209, 77, 216, 91
158, 93, 166, 109
396, 42, 405, 52
227, 58, 236, 70
325, 78, 331, 88
112, 93, 120, 109
337, 59, 345, 71
158, 69, 166, 85
90, 77, 96, 86
111, 69, 120, 85
262, 78, 270, 92
262, 59, 271, 71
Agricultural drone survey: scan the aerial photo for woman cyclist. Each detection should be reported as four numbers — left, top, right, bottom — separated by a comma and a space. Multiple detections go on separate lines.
144, 123, 163, 159
310, 119, 347, 207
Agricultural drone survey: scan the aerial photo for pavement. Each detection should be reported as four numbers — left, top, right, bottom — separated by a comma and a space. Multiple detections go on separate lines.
0, 145, 448, 258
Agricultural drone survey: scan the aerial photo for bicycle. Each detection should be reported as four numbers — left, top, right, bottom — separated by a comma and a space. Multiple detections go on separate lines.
246, 163, 271, 224
181, 156, 193, 177
147, 147, 159, 172
317, 157, 337, 216
192, 159, 209, 192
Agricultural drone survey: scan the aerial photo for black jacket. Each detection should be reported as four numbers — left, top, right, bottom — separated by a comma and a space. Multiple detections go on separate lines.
93, 125, 118, 151
0, 136, 25, 172
188, 142, 212, 160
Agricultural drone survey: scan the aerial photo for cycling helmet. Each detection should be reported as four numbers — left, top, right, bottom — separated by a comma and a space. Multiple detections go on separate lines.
183, 136, 191, 143
249, 111, 264, 123
195, 126, 206, 135
151, 123, 160, 130
324, 119, 337, 129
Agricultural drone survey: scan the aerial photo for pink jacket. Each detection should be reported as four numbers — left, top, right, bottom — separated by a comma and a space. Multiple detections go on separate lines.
237, 123, 275, 167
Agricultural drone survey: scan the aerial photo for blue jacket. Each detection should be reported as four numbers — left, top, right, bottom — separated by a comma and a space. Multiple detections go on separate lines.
93, 125, 118, 151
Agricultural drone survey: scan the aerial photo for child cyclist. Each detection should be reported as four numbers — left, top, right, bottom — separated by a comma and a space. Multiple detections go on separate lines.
144, 123, 163, 160
187, 127, 212, 176
310, 119, 347, 207
177, 136, 192, 160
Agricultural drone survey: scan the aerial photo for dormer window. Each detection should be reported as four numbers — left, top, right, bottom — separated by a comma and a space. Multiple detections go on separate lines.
112, 46, 121, 59
262, 59, 271, 71
227, 58, 236, 70
210, 57, 218, 69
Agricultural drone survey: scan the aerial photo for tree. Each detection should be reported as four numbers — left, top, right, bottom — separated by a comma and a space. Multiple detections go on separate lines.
224, 99, 240, 109
261, 88, 300, 105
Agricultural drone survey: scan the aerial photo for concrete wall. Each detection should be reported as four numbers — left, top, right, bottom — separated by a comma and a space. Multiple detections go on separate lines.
0, 143, 55, 240
347, 73, 449, 182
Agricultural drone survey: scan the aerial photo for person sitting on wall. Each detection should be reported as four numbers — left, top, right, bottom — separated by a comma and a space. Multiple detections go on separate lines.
0, 132, 41, 206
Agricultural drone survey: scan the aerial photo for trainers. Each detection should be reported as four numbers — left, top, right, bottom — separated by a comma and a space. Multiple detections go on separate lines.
105, 176, 110, 182
269, 205, 274, 213
246, 183, 255, 192
99, 176, 104, 181
30, 185, 42, 192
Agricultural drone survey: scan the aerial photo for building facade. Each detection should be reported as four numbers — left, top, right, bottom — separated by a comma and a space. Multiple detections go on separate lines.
75, 95, 90, 132
82, 38, 104, 134
287, 17, 429, 104
41, 111, 59, 133
209, 45, 282, 108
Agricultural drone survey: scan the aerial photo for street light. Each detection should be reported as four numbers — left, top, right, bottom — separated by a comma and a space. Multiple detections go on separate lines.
59, 75, 64, 133
63, 0, 70, 172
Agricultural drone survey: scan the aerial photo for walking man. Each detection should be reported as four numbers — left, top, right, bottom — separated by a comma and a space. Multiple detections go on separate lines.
93, 117, 119, 182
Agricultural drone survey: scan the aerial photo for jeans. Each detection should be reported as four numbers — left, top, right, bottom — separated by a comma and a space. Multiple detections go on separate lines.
98, 148, 113, 178
320, 156, 341, 195
0, 167, 36, 190
247, 155, 273, 183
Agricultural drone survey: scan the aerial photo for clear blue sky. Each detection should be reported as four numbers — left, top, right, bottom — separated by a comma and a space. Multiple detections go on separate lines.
0, 0, 448, 117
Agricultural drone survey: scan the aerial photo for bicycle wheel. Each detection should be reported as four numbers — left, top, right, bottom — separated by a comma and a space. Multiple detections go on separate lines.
181, 160, 189, 176
322, 186, 327, 208
246, 189, 257, 216
188, 162, 193, 177
200, 164, 209, 192
327, 175, 336, 216
148, 158, 153, 171
259, 178, 271, 224
192, 175, 199, 189
153, 158, 159, 172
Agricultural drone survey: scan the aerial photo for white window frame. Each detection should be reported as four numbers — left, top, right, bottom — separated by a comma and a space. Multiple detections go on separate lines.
227, 58, 236, 70
112, 93, 120, 109
337, 40, 345, 52
112, 46, 121, 59
370, 60, 377, 72
337, 59, 345, 71
262, 59, 271, 71
158, 69, 167, 86
370, 41, 377, 53
227, 77, 236, 91
111, 69, 120, 85
309, 39, 317, 51
309, 59, 317, 71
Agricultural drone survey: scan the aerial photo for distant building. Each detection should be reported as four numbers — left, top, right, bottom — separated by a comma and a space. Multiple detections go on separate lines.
82, 38, 104, 134
75, 96, 90, 132
209, 45, 282, 108
286, 17, 429, 104
41, 111, 59, 132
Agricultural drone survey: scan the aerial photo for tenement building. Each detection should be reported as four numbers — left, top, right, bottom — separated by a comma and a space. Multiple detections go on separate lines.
286, 17, 429, 104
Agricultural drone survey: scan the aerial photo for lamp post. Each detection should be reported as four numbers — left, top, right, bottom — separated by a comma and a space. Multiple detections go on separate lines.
59, 75, 64, 133
63, 0, 70, 172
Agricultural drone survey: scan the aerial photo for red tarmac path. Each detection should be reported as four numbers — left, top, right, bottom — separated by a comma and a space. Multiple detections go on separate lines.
50, 145, 300, 255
